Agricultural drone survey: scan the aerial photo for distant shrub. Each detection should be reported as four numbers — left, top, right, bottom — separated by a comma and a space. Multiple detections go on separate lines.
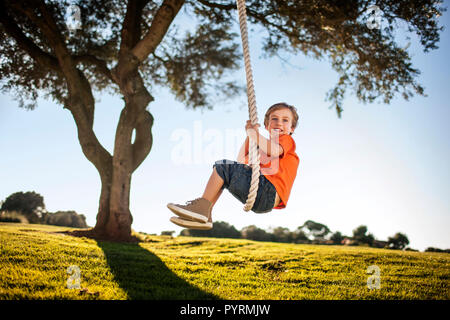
181, 221, 241, 239
330, 231, 344, 245
45, 211, 88, 228
0, 191, 45, 223
425, 247, 450, 253
0, 210, 29, 223
387, 232, 410, 250
241, 225, 272, 242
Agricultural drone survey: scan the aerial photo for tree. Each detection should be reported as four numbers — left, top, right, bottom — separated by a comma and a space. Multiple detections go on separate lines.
0, 0, 444, 241
270, 226, 293, 243
387, 232, 409, 250
45, 210, 88, 228
352, 225, 375, 246
241, 225, 272, 242
330, 231, 344, 245
180, 221, 241, 238
1, 191, 45, 223
291, 228, 310, 244
300, 220, 331, 241
425, 247, 450, 253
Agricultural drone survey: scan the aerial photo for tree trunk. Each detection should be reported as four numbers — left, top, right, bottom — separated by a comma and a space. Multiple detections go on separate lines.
90, 113, 153, 241
91, 166, 112, 238
100, 106, 135, 241
90, 69, 153, 242
105, 148, 134, 241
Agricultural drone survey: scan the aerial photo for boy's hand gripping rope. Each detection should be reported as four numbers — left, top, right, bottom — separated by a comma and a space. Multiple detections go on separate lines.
236, 0, 260, 212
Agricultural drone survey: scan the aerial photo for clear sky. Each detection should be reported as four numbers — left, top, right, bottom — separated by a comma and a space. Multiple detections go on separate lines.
1, 6, 449, 252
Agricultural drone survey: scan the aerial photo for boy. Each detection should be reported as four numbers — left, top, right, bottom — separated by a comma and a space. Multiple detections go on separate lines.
168, 102, 300, 230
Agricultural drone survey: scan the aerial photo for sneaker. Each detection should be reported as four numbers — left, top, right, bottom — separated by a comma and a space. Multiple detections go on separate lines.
167, 198, 212, 223
169, 216, 213, 230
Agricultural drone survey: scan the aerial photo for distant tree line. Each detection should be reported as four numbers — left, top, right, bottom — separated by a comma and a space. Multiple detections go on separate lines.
0, 191, 88, 228
173, 219, 448, 253
2, 191, 447, 253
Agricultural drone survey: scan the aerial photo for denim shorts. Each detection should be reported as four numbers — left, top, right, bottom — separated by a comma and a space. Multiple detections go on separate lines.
213, 159, 277, 213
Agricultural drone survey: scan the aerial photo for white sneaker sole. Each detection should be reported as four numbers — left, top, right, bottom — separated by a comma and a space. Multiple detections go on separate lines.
167, 203, 208, 223
170, 216, 213, 230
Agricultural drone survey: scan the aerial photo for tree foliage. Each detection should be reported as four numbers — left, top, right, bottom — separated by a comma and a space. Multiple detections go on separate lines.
0, 191, 45, 223
44, 210, 88, 228
180, 221, 241, 238
352, 225, 375, 246
270, 226, 293, 243
387, 232, 409, 250
241, 224, 273, 242
300, 219, 331, 241
0, 0, 242, 110
330, 231, 344, 244
0, 0, 445, 114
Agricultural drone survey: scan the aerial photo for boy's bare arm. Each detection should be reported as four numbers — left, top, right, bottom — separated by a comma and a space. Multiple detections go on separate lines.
258, 133, 283, 157
237, 136, 249, 163
246, 126, 283, 158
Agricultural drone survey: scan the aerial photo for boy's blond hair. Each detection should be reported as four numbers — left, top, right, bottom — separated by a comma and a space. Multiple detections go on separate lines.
264, 103, 299, 135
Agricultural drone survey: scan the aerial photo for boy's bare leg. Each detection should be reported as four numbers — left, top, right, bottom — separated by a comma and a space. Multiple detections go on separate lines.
210, 189, 223, 207
202, 167, 224, 207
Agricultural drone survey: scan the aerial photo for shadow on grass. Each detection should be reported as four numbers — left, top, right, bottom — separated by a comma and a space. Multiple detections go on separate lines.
97, 241, 218, 300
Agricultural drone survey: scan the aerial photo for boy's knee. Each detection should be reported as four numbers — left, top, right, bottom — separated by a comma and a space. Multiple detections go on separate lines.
212, 166, 223, 180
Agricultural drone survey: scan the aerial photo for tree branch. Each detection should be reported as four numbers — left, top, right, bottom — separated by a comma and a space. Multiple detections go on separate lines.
196, 0, 235, 11
131, 0, 185, 64
33, 0, 81, 88
6, 0, 113, 171
113, 0, 184, 95
73, 54, 114, 82
132, 110, 154, 172
0, 2, 61, 72
8, 1, 85, 93
119, 0, 150, 54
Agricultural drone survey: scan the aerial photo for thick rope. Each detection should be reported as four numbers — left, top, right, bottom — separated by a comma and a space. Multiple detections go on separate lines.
236, 0, 260, 212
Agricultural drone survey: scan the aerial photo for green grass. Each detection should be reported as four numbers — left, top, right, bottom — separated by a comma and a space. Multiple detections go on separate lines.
0, 222, 449, 300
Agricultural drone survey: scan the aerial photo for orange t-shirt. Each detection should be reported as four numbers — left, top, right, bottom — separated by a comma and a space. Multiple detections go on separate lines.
245, 134, 299, 209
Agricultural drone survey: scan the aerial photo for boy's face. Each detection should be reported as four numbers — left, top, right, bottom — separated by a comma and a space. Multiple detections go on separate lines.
265, 107, 294, 137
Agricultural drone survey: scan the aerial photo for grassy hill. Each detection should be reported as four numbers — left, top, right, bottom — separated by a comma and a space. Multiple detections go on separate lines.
0, 222, 448, 300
